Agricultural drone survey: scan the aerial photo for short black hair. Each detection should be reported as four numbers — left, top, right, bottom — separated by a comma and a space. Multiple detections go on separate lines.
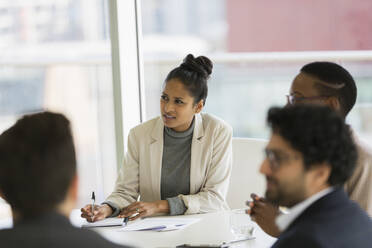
267, 105, 357, 186
165, 54, 213, 106
0, 112, 76, 218
300, 61, 357, 117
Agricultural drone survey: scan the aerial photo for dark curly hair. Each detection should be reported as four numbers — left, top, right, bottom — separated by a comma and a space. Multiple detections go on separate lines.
0, 112, 76, 218
300, 61, 357, 118
165, 54, 213, 106
267, 105, 357, 186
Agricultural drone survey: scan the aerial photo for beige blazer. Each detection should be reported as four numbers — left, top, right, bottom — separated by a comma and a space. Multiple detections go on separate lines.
106, 113, 233, 214
344, 134, 372, 216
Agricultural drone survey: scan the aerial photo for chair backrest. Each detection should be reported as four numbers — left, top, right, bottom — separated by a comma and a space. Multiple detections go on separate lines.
227, 137, 267, 209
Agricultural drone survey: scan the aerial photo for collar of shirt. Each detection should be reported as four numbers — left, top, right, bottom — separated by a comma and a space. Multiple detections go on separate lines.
164, 117, 195, 139
276, 187, 334, 232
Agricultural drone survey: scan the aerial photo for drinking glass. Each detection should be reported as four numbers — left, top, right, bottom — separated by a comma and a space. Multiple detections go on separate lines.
230, 209, 255, 239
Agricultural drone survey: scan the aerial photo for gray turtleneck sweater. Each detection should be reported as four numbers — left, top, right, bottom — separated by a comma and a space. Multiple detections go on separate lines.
104, 119, 194, 217
161, 119, 194, 215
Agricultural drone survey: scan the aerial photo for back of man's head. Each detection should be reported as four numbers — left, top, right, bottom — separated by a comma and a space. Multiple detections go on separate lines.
0, 112, 76, 218
300, 61, 357, 117
267, 105, 357, 186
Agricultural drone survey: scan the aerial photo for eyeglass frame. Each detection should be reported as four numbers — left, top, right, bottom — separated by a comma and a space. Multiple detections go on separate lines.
264, 148, 301, 171
286, 94, 331, 105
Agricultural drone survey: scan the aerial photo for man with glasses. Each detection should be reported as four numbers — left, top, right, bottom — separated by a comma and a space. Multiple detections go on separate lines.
260, 105, 372, 247
248, 61, 372, 237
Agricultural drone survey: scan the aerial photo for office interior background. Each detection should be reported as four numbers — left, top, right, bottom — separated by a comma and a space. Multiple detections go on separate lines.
0, 0, 371, 211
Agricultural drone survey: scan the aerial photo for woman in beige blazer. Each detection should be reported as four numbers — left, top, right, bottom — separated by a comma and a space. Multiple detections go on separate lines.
81, 54, 232, 222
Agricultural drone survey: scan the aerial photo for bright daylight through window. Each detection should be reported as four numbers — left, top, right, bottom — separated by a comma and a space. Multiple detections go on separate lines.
140, 0, 372, 145
0, 0, 116, 207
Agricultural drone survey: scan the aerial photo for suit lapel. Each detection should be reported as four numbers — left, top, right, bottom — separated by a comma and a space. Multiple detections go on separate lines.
274, 188, 358, 248
149, 117, 164, 200
190, 113, 205, 194
284, 188, 347, 232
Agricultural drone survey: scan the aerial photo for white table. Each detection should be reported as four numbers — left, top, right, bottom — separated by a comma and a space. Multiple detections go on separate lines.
71, 210, 276, 248
1, 208, 276, 247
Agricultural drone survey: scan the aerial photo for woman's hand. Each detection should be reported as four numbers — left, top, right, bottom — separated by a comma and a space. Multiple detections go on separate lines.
81, 204, 113, 222
118, 200, 169, 221
246, 193, 281, 237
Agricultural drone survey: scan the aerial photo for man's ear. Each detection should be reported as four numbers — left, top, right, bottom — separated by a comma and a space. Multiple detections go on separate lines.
326, 96, 341, 112
312, 162, 332, 187
194, 100, 204, 114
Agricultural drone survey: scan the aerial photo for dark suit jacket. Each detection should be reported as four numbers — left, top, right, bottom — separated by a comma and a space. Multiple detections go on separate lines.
0, 212, 130, 248
272, 188, 372, 248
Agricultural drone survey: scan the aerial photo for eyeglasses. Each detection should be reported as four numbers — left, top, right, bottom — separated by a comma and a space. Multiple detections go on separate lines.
265, 149, 300, 171
286, 94, 330, 105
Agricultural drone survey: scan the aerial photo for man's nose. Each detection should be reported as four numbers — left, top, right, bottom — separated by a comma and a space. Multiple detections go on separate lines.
259, 158, 273, 176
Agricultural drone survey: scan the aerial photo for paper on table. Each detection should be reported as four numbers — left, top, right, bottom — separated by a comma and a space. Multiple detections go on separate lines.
82, 217, 124, 228
118, 217, 200, 232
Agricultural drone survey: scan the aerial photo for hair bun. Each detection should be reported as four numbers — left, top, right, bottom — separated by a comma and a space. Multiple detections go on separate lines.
180, 54, 213, 79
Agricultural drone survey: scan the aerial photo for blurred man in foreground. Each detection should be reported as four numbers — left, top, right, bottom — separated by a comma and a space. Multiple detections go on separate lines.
260, 105, 372, 247
0, 112, 129, 248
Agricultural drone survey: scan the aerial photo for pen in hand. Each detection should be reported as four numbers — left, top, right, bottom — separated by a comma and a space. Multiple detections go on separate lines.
123, 197, 137, 226
123, 216, 129, 226
91, 191, 95, 221
118, 195, 141, 221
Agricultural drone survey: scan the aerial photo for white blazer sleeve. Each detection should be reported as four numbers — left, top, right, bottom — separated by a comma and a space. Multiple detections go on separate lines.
180, 124, 233, 214
105, 129, 140, 208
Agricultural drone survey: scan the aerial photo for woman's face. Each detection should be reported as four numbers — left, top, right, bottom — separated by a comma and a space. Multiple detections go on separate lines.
160, 79, 203, 132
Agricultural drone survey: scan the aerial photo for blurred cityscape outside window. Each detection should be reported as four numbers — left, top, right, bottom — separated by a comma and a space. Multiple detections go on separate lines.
0, 0, 116, 208
140, 0, 372, 147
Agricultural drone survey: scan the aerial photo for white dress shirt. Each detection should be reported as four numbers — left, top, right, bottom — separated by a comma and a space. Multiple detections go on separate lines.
276, 187, 334, 232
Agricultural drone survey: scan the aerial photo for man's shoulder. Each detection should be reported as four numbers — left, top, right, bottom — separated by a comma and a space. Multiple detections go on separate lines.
353, 134, 372, 163
60, 227, 129, 248
279, 191, 372, 247
277, 216, 372, 248
273, 228, 322, 248
0, 225, 129, 248
303, 189, 371, 225
344, 133, 372, 214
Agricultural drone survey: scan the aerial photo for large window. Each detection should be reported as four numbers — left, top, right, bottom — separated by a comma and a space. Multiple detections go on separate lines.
0, 0, 115, 206
0, 0, 371, 218
140, 0, 372, 146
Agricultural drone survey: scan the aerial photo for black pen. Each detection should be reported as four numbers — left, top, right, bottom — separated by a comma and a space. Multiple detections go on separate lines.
123, 216, 129, 226
123, 195, 140, 226
91, 191, 95, 221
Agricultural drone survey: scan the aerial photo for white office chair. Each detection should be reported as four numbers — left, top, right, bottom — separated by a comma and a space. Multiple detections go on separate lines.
227, 137, 267, 209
